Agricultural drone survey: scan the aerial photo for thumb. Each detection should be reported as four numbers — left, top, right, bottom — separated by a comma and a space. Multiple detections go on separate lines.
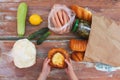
46, 59, 50, 64
65, 59, 70, 65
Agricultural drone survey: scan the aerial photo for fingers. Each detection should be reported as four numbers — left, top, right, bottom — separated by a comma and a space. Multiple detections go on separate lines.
69, 59, 72, 63
44, 57, 50, 63
46, 59, 50, 64
44, 57, 50, 62
44, 57, 48, 62
65, 59, 70, 66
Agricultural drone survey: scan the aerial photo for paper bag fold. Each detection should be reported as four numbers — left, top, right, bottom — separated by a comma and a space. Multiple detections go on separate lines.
84, 14, 120, 66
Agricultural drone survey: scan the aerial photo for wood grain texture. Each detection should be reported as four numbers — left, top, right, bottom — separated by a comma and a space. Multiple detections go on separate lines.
0, 41, 120, 80
0, 0, 120, 80
0, 0, 120, 39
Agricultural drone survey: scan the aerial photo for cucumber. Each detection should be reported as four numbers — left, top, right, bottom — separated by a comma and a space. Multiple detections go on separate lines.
37, 31, 51, 45
17, 2, 27, 37
27, 27, 49, 40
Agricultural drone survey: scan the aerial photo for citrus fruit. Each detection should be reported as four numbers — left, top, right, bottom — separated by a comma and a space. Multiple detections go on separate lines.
29, 14, 43, 26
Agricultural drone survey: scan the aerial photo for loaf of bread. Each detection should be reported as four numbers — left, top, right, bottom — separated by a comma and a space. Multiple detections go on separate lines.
71, 51, 84, 62
48, 48, 69, 68
71, 5, 92, 22
70, 39, 88, 52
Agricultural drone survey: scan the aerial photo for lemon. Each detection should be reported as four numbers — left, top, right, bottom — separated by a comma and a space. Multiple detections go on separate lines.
29, 14, 43, 26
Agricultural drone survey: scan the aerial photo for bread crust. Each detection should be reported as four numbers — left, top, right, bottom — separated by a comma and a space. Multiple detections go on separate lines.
70, 39, 88, 52
48, 48, 69, 68
71, 51, 84, 62
71, 5, 92, 23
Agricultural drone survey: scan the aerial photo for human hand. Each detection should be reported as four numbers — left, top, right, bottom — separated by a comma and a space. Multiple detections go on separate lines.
41, 58, 51, 76
37, 58, 51, 80
65, 59, 74, 74
65, 59, 78, 80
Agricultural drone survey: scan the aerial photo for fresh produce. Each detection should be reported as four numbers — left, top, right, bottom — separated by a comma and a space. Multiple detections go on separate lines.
17, 2, 28, 37
27, 27, 49, 40
36, 31, 51, 45
71, 51, 84, 62
12, 39, 36, 68
48, 48, 69, 68
71, 4, 92, 23
29, 14, 43, 26
70, 39, 88, 52
27, 27, 50, 45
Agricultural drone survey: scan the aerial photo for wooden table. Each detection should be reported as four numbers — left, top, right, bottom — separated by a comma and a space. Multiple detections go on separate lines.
0, 0, 120, 80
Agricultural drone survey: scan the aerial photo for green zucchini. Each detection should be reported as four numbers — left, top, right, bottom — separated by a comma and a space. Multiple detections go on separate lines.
27, 27, 49, 40
17, 2, 27, 37
37, 31, 51, 45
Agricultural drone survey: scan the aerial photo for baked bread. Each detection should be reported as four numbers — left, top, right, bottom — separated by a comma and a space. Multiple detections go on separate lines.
48, 48, 69, 68
71, 51, 84, 62
71, 5, 92, 23
70, 39, 88, 52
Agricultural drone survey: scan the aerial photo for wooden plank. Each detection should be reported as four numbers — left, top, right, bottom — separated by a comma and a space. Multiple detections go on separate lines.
1, 8, 120, 22
0, 40, 120, 80
0, 0, 120, 39
0, 10, 120, 39
0, 40, 70, 56
0, 0, 120, 80
0, 0, 29, 2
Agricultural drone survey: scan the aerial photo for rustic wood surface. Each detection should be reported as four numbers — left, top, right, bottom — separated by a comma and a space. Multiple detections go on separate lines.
0, 0, 120, 80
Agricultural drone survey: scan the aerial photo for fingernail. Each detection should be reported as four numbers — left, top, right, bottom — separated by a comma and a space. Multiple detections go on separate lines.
65, 59, 67, 62
48, 59, 50, 61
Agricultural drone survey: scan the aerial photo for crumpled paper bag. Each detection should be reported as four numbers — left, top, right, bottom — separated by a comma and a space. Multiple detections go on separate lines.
84, 14, 120, 67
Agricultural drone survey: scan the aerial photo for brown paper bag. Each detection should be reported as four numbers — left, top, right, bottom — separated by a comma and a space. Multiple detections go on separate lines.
84, 14, 120, 67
